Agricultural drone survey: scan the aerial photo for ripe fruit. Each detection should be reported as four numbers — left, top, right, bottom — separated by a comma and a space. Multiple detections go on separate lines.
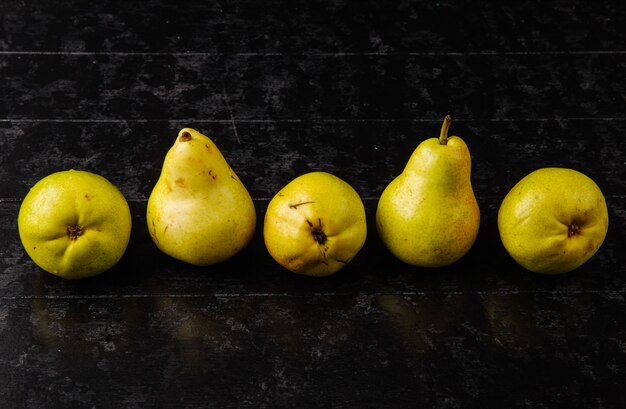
18, 170, 132, 279
264, 172, 367, 276
498, 167, 609, 274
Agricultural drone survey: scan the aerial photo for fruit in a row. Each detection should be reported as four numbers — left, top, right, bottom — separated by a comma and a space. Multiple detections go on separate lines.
16, 122, 609, 279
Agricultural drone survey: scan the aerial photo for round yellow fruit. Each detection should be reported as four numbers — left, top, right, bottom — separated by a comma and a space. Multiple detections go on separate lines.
17, 170, 132, 279
263, 172, 367, 277
498, 167, 609, 274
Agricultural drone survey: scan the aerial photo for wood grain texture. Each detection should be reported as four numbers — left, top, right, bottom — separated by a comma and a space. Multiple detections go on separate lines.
1, 0, 625, 408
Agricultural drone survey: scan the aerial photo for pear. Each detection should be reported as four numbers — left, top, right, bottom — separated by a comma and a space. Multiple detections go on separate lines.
498, 167, 609, 274
376, 116, 480, 267
147, 128, 256, 266
263, 172, 367, 277
18, 170, 132, 279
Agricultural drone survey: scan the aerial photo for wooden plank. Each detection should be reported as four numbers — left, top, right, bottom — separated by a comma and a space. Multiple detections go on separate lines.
0, 292, 624, 407
1, 1, 625, 53
1, 53, 625, 121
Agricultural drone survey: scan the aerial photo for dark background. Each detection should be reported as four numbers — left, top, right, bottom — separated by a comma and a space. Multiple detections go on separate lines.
1, 1, 625, 408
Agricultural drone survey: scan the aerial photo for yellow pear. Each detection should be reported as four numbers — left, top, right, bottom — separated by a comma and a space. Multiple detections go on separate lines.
376, 116, 480, 267
263, 172, 367, 277
498, 167, 608, 274
147, 128, 256, 266
17, 170, 132, 279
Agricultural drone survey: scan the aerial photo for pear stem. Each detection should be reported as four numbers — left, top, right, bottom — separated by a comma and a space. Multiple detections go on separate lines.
439, 115, 452, 145
179, 131, 192, 142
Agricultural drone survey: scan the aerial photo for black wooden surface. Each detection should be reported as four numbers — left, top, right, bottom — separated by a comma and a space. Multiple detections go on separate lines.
1, 1, 626, 408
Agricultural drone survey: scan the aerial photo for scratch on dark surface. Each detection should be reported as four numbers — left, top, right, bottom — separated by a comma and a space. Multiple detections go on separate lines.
222, 87, 241, 145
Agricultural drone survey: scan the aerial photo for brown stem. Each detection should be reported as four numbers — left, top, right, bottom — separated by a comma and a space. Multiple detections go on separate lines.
179, 130, 192, 142
439, 115, 452, 145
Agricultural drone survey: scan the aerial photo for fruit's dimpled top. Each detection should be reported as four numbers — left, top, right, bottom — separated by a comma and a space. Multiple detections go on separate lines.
498, 167, 609, 274
18, 170, 132, 279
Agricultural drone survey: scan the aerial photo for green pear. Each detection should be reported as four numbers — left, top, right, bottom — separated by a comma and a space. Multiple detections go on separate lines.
147, 128, 256, 266
376, 116, 480, 267
17, 170, 132, 279
498, 167, 609, 274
